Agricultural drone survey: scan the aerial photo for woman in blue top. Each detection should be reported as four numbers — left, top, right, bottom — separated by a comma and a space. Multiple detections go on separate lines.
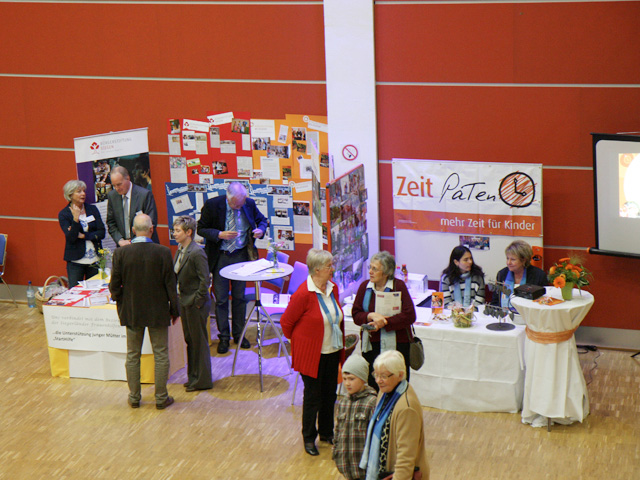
440, 246, 485, 308
58, 180, 106, 287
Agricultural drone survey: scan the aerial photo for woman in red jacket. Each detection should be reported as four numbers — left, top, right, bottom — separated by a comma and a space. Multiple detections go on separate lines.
281, 248, 345, 457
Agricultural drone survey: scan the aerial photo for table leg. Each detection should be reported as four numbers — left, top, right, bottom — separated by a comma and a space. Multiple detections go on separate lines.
231, 301, 258, 377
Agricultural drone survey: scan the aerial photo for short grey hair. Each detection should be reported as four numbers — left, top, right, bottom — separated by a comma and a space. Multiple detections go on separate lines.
173, 215, 196, 239
63, 180, 87, 202
505, 240, 533, 268
373, 350, 406, 378
306, 248, 333, 275
133, 213, 153, 235
371, 251, 396, 279
227, 182, 247, 199
111, 165, 130, 180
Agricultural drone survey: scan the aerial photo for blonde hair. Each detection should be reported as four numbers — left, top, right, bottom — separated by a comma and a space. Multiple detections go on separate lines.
373, 350, 406, 378
505, 240, 533, 268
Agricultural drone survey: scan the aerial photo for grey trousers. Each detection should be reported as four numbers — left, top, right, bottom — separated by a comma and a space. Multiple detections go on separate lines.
126, 326, 169, 404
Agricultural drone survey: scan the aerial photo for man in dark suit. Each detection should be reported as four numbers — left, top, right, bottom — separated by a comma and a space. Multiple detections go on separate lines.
173, 215, 213, 392
197, 182, 268, 354
107, 165, 159, 245
109, 214, 179, 410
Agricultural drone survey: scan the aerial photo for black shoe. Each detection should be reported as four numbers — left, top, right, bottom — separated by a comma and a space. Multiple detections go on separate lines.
304, 442, 319, 456
240, 337, 251, 349
319, 435, 334, 445
186, 385, 212, 392
128, 399, 140, 409
156, 396, 174, 410
217, 338, 230, 354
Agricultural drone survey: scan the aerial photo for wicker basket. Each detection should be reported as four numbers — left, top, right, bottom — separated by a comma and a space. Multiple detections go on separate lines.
35, 276, 69, 313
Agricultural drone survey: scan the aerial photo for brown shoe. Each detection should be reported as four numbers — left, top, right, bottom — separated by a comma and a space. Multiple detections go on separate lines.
156, 396, 174, 410
128, 399, 140, 409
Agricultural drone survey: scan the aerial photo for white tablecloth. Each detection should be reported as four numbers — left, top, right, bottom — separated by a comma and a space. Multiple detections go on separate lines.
344, 306, 526, 413
510, 288, 594, 426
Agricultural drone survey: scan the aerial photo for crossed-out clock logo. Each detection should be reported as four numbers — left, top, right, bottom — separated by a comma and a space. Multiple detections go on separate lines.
499, 172, 536, 208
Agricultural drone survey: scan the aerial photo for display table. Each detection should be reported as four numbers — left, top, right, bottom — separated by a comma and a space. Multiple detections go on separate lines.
220, 260, 294, 391
43, 304, 186, 382
511, 287, 594, 428
343, 306, 526, 413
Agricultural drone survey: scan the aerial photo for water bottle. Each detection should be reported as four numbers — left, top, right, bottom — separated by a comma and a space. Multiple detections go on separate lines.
401, 264, 409, 283
27, 281, 36, 308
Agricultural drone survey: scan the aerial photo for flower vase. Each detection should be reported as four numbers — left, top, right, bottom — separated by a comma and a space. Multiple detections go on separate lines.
99, 268, 107, 279
561, 282, 574, 300
272, 257, 279, 269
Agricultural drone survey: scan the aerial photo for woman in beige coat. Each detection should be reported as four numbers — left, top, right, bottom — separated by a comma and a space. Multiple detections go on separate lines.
360, 350, 429, 480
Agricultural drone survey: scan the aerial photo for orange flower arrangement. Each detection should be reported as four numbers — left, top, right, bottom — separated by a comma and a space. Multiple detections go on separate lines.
548, 256, 591, 292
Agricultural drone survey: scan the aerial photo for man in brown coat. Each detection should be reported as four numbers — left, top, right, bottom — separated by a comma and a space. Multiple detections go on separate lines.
110, 214, 180, 409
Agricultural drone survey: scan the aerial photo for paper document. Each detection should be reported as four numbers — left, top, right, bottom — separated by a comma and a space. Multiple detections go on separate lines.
231, 259, 273, 276
375, 291, 402, 317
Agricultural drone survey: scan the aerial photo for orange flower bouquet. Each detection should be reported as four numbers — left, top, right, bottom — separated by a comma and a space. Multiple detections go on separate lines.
547, 256, 592, 299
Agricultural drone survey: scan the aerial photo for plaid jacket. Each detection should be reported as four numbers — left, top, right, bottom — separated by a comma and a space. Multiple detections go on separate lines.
333, 385, 378, 480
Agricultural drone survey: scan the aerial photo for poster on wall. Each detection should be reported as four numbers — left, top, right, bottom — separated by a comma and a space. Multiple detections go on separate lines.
327, 164, 368, 294
392, 159, 543, 281
74, 128, 152, 250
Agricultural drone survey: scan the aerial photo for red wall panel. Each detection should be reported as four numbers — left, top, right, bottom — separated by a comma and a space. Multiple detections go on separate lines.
0, 77, 327, 150
375, 2, 640, 84
376, 85, 640, 166
0, 3, 325, 81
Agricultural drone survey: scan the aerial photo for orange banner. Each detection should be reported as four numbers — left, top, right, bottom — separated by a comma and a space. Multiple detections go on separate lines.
394, 210, 542, 237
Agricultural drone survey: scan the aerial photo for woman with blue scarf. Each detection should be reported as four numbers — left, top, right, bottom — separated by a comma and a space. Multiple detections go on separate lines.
491, 240, 547, 308
352, 252, 417, 391
360, 350, 429, 480
282, 249, 345, 457
440, 246, 485, 309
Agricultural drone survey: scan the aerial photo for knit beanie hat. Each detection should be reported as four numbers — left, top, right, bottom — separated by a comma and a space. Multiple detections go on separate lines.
342, 355, 370, 383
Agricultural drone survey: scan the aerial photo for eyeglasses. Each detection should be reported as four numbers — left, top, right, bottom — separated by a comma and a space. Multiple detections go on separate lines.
373, 372, 394, 381
368, 266, 381, 273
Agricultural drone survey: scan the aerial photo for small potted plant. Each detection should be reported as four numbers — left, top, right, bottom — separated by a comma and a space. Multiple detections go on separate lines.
547, 256, 592, 300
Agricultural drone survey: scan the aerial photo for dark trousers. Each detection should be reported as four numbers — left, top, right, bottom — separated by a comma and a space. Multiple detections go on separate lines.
362, 341, 411, 391
213, 247, 249, 340
66, 261, 99, 288
181, 299, 213, 389
300, 351, 341, 443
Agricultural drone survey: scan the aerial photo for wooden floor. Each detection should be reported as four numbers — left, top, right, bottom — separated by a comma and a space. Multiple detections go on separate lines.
1, 302, 639, 479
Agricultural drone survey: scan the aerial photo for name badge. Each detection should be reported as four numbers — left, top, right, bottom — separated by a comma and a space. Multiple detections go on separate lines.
85, 215, 95, 223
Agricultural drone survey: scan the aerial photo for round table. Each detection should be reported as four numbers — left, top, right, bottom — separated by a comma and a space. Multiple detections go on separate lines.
511, 287, 594, 430
220, 260, 294, 391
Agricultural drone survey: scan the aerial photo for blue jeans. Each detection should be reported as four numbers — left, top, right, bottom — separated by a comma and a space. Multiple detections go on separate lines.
67, 261, 99, 288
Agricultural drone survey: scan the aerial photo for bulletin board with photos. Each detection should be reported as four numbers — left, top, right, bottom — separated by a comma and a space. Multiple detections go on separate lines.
166, 112, 332, 250
326, 164, 369, 292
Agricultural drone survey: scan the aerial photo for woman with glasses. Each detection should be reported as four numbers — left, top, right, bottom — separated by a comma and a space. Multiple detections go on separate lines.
351, 251, 417, 391
282, 249, 345, 457
360, 350, 430, 480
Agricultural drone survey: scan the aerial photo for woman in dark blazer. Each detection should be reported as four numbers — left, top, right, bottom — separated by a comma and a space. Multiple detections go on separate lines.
58, 180, 106, 287
492, 239, 547, 307
173, 216, 213, 392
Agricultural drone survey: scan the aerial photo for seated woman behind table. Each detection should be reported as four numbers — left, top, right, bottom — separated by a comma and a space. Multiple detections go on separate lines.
491, 239, 547, 308
352, 251, 416, 391
440, 246, 485, 309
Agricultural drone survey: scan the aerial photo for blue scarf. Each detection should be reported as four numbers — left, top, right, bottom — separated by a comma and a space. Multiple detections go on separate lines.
361, 286, 396, 354
502, 269, 526, 308
316, 291, 343, 350
360, 380, 409, 480
453, 273, 472, 307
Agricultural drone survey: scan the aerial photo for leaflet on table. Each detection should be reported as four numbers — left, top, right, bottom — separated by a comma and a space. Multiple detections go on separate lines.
374, 291, 402, 317
231, 258, 273, 276
48, 286, 112, 307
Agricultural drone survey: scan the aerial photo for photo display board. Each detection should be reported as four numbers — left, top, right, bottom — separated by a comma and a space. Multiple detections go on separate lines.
166, 112, 331, 251
326, 164, 369, 293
